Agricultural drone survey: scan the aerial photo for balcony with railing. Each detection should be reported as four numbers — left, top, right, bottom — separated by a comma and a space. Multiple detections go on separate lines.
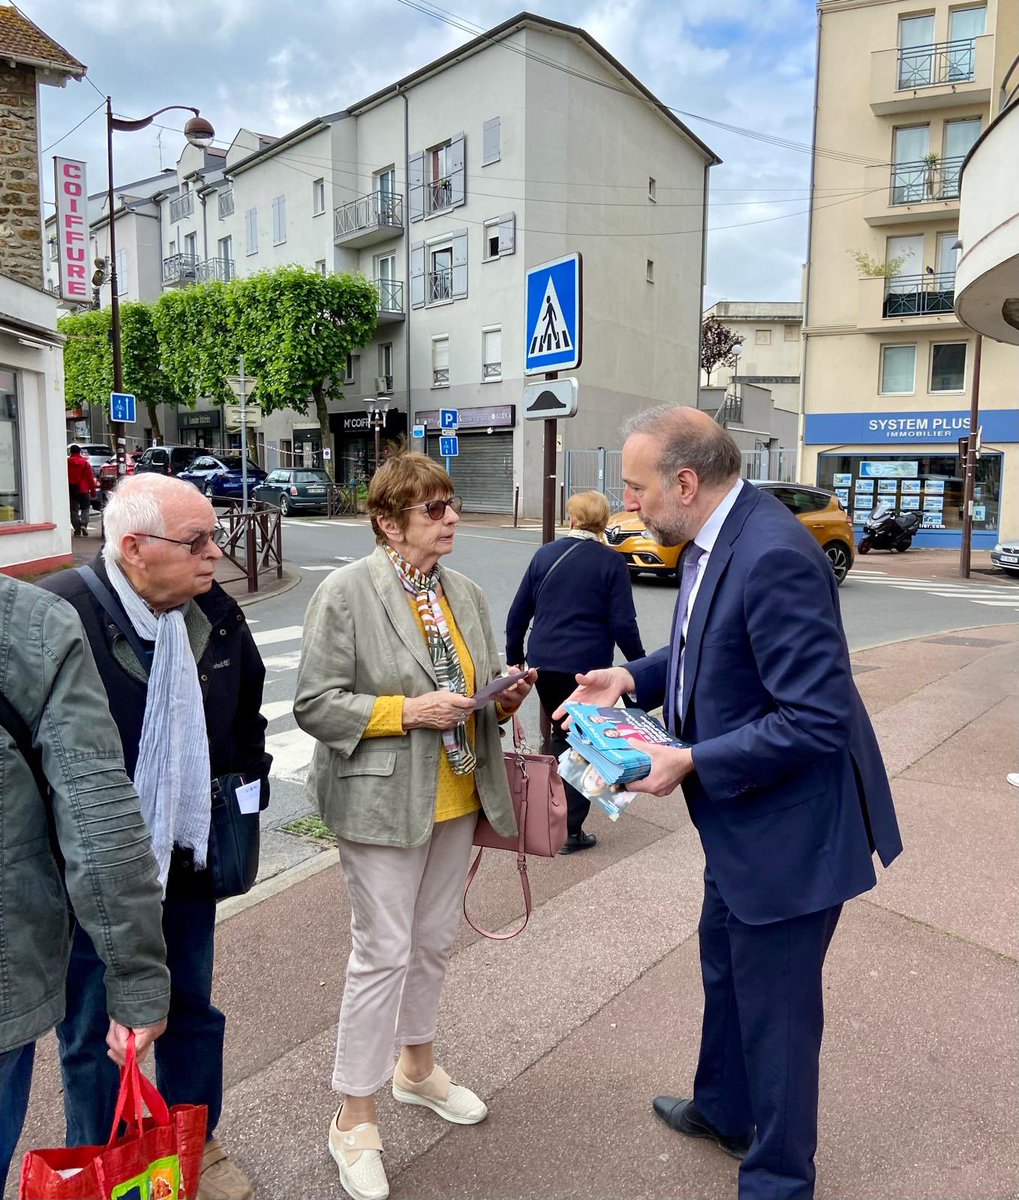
333, 190, 403, 248
863, 156, 965, 225
195, 257, 234, 284
162, 253, 199, 287
374, 278, 405, 324
870, 34, 993, 115
857, 272, 960, 329
884, 272, 956, 317
428, 268, 452, 304
218, 189, 234, 220
169, 192, 195, 223
426, 176, 453, 215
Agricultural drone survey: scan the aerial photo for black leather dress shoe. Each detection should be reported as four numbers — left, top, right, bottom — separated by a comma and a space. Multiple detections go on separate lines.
558, 831, 597, 855
652, 1096, 752, 1160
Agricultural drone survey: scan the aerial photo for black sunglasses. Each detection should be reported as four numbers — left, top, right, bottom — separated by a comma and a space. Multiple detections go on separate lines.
130, 527, 229, 555
402, 496, 464, 521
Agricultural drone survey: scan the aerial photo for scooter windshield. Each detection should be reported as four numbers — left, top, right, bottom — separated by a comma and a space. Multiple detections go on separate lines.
870, 501, 893, 520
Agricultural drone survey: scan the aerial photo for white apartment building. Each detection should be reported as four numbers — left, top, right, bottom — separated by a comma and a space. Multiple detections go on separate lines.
803, 0, 1019, 549
68, 13, 717, 515
701, 301, 803, 414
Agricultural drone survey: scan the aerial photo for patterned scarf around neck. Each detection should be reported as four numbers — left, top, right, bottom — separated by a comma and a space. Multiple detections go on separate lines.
385, 544, 477, 775
105, 558, 212, 891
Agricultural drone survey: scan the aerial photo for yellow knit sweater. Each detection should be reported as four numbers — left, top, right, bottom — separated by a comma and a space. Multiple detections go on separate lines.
362, 594, 481, 823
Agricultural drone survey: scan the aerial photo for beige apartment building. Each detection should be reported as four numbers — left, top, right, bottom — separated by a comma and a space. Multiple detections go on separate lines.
803, 0, 1019, 548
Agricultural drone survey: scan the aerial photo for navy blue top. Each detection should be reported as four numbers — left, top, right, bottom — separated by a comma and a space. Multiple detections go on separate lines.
505, 537, 645, 672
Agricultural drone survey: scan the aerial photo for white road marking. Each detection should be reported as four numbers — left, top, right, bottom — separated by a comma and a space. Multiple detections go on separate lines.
262, 699, 296, 722
266, 727, 316, 782
262, 649, 304, 671
252, 625, 304, 647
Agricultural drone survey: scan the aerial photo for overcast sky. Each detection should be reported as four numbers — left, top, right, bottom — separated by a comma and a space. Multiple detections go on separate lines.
29, 0, 846, 306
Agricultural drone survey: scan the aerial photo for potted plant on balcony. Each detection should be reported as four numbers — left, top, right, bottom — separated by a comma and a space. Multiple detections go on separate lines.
849, 250, 908, 278
921, 151, 941, 199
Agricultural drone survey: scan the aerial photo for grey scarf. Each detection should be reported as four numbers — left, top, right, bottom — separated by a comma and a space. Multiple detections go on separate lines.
106, 560, 211, 890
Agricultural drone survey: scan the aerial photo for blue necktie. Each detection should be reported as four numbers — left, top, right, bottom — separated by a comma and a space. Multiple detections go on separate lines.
665, 542, 705, 734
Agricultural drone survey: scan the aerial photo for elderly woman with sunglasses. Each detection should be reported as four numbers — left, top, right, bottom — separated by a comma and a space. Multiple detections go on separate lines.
295, 453, 535, 1200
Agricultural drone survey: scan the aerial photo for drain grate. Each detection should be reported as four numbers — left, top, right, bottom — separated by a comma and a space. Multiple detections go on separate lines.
922, 635, 1008, 648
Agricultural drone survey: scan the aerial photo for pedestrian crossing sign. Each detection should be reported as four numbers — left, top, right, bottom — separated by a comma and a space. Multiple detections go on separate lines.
524, 253, 582, 375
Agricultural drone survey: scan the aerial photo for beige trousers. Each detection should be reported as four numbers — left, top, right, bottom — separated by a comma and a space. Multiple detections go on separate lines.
332, 812, 478, 1096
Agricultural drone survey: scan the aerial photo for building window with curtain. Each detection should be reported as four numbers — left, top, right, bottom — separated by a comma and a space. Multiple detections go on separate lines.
482, 327, 501, 381
432, 336, 449, 388
880, 344, 916, 394
272, 195, 287, 245
0, 368, 24, 524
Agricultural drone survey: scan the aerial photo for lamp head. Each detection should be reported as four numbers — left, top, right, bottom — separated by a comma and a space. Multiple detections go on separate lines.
184, 114, 215, 149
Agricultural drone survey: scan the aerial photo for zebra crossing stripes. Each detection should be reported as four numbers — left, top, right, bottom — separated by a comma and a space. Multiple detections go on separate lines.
255, 623, 316, 782
851, 571, 1019, 611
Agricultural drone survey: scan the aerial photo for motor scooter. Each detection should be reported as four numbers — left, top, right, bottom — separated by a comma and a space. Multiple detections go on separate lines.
857, 501, 922, 554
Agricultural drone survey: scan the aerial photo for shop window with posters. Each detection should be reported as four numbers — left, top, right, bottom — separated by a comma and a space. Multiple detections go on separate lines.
817, 452, 1001, 534
0, 369, 24, 524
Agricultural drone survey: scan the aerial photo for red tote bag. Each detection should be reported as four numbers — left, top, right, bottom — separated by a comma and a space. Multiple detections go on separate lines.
20, 1035, 206, 1200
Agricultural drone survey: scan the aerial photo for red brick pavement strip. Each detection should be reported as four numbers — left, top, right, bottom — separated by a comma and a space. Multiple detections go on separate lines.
6, 626, 1018, 1200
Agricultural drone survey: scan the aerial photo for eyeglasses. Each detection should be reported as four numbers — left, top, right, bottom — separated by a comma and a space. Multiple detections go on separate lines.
401, 496, 464, 520
130, 527, 229, 555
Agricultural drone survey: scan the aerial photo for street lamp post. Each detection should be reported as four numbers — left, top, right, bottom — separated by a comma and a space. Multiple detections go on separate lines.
106, 99, 214, 474
362, 395, 392, 475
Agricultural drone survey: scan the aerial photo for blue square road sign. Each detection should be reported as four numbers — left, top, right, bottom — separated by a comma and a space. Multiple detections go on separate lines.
439, 435, 459, 458
110, 392, 136, 423
439, 408, 459, 430
524, 253, 582, 375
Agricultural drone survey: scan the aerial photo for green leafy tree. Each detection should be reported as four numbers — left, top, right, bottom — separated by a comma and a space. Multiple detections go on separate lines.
151, 282, 239, 411
226, 267, 379, 475
59, 303, 179, 439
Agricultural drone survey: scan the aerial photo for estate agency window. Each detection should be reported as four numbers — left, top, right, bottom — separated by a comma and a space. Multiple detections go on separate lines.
0, 369, 23, 523
816, 452, 1001, 533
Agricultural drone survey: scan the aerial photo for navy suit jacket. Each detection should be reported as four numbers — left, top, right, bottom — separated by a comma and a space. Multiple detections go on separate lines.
629, 482, 902, 925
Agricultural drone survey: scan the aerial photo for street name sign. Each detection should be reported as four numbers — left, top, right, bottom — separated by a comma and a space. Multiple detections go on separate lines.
524, 253, 582, 375
110, 392, 136, 423
523, 377, 578, 421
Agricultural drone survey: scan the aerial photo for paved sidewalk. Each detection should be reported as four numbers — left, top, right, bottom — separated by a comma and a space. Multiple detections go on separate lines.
7, 624, 1017, 1200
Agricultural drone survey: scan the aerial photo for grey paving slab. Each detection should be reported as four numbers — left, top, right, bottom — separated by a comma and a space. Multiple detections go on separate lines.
869, 773, 1019, 958
394, 901, 1018, 1200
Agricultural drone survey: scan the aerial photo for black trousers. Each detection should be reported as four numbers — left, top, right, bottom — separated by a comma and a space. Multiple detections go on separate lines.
534, 669, 590, 837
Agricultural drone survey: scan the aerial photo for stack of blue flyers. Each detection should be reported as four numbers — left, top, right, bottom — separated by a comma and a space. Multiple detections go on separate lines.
562, 702, 689, 785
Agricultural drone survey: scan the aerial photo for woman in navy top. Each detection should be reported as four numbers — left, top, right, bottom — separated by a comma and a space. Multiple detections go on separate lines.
506, 491, 645, 852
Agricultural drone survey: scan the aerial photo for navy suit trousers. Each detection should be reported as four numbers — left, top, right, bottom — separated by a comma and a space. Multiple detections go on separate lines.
693, 870, 842, 1200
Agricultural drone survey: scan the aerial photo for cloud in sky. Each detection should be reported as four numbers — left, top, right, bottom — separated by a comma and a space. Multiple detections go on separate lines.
30, 0, 832, 305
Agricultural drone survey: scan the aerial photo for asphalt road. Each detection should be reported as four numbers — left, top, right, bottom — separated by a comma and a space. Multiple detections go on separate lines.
249, 515, 1019, 879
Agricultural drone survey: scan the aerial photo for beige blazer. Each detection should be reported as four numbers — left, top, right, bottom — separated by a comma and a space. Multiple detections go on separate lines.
294, 545, 516, 848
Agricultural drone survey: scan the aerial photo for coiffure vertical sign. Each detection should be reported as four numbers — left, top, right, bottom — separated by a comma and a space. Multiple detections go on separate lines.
53, 157, 89, 303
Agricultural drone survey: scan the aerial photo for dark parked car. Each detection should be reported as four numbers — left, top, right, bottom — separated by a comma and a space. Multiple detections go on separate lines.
178, 454, 268, 501
253, 468, 333, 514
133, 444, 201, 477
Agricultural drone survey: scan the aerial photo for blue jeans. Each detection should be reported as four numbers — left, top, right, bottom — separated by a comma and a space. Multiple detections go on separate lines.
57, 878, 223, 1147
0, 1040, 36, 1194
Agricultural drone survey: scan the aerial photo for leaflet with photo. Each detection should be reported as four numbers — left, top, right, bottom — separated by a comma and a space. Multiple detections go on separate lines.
563, 702, 690, 785
557, 749, 638, 821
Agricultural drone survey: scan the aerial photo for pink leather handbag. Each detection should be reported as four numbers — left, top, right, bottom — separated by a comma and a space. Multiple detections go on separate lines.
464, 716, 568, 940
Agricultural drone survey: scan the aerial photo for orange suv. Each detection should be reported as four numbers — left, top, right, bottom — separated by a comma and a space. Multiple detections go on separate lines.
605, 481, 855, 585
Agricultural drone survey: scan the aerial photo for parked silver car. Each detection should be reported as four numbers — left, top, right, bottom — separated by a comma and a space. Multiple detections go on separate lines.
67, 443, 114, 473
990, 537, 1019, 578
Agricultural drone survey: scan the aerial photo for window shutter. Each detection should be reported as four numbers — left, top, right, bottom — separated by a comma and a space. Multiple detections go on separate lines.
482, 117, 500, 166
497, 212, 515, 255
448, 133, 466, 209
450, 228, 468, 299
410, 242, 426, 309
408, 152, 424, 222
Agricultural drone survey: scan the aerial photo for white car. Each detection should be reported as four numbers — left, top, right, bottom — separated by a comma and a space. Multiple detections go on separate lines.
67, 443, 114, 473
990, 537, 1019, 577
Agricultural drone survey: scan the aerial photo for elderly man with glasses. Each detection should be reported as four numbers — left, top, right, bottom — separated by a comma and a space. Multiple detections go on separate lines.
42, 473, 269, 1200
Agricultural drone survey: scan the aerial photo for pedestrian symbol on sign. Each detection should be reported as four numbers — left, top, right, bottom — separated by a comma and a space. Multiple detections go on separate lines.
529, 277, 572, 357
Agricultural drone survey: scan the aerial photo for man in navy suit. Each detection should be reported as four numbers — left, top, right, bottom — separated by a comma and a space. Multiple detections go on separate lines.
558, 406, 901, 1199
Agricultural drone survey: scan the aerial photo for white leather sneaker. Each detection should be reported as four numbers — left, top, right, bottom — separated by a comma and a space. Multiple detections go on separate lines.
327, 1112, 389, 1200
392, 1062, 488, 1125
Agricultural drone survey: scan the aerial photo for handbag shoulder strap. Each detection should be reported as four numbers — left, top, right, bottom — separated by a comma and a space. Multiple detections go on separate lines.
533, 539, 584, 605
463, 835, 533, 940
77, 565, 150, 669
